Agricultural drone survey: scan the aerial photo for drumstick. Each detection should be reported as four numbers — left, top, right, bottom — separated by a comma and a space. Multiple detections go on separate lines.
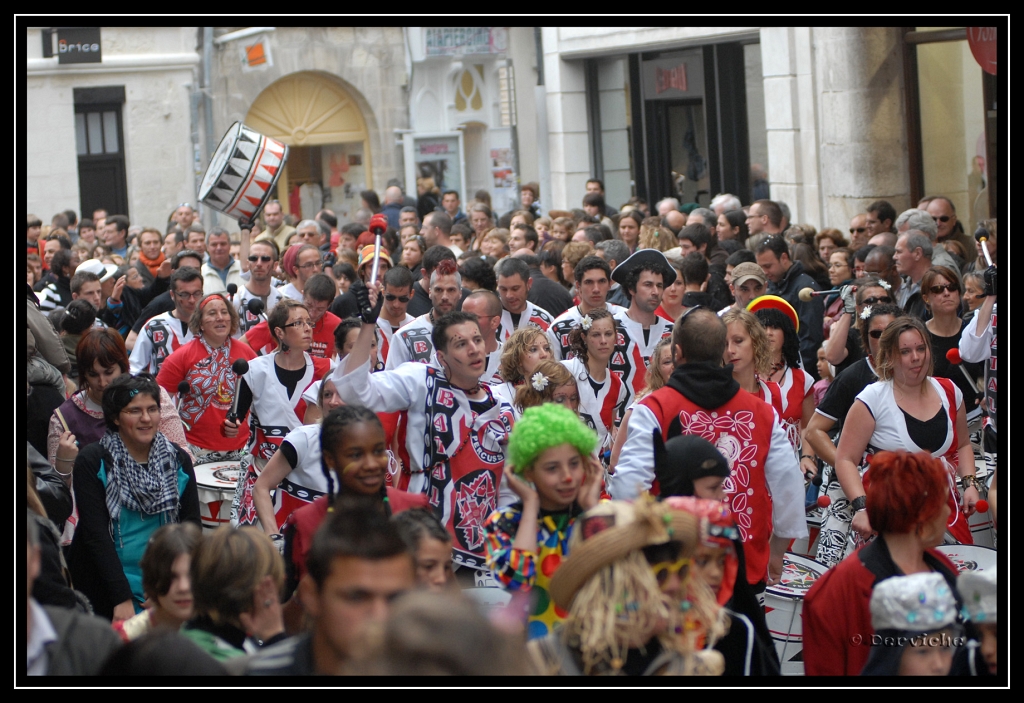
55, 408, 70, 433
368, 213, 389, 286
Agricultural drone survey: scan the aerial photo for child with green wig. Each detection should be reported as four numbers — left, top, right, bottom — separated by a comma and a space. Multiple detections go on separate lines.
485, 403, 604, 639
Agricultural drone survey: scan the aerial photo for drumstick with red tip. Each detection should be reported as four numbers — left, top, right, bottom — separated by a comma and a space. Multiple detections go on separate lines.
799, 286, 856, 303
945, 348, 979, 390
368, 213, 389, 286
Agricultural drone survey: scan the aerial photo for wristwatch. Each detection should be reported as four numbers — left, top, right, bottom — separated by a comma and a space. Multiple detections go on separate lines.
850, 495, 867, 513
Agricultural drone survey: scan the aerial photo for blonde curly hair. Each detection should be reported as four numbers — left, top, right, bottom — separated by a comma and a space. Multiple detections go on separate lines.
499, 327, 550, 385
720, 308, 772, 377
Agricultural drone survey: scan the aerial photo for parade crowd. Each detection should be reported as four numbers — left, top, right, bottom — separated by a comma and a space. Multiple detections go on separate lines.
25, 181, 999, 679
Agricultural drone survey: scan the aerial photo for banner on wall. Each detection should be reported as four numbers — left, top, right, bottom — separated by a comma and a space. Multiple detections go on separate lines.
425, 27, 508, 56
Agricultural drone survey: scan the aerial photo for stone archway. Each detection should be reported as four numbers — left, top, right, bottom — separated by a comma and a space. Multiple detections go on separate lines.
245, 71, 373, 219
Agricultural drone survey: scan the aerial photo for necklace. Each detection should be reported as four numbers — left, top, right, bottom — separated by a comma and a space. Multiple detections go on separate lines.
768, 359, 787, 381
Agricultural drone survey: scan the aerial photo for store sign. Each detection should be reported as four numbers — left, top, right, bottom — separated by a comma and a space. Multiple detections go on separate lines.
967, 27, 997, 76
240, 36, 273, 72
642, 52, 704, 101
425, 27, 508, 56
42, 27, 102, 64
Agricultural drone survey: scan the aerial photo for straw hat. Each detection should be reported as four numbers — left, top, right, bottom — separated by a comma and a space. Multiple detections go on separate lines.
549, 496, 699, 612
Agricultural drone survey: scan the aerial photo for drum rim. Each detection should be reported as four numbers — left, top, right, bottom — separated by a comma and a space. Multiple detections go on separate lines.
198, 121, 243, 199
766, 552, 829, 597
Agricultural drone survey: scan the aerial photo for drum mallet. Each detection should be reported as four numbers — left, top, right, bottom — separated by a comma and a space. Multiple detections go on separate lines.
798, 285, 855, 303
227, 359, 251, 424
974, 226, 995, 268
368, 213, 389, 287
246, 298, 268, 323
945, 348, 981, 392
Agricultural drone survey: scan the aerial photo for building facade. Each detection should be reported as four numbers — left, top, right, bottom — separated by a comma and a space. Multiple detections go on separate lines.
25, 25, 998, 236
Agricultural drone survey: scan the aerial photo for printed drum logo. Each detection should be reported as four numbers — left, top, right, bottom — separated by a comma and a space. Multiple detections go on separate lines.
213, 467, 240, 484
469, 419, 506, 464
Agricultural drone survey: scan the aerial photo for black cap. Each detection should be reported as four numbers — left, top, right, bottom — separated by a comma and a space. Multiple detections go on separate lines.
610, 249, 677, 287
653, 430, 731, 498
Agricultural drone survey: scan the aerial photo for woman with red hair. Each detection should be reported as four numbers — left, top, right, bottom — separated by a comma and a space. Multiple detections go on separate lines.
801, 450, 961, 676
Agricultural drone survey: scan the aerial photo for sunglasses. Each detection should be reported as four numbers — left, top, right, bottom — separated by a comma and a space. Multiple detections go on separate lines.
928, 283, 958, 295
651, 557, 690, 585
869, 329, 885, 339
384, 294, 411, 303
932, 215, 952, 223
861, 296, 892, 305
850, 227, 867, 234
248, 255, 273, 263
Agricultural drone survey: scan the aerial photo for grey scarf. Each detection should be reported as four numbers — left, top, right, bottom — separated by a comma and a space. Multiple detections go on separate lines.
99, 430, 181, 524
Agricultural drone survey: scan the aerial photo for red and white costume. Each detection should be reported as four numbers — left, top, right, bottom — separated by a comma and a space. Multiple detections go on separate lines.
855, 376, 972, 544
609, 382, 807, 585
546, 304, 624, 360
751, 374, 810, 456
385, 313, 436, 369
232, 352, 330, 527
333, 358, 515, 569
155, 337, 257, 452
270, 424, 329, 528
376, 313, 415, 370
231, 285, 283, 338
610, 309, 673, 411
561, 357, 626, 453
496, 301, 553, 343
129, 311, 194, 376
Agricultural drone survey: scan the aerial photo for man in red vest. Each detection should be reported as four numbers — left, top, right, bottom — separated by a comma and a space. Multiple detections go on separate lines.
608, 307, 806, 594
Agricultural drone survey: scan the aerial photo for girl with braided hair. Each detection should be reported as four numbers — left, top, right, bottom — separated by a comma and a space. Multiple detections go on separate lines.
485, 404, 603, 639
561, 307, 626, 457
278, 405, 426, 597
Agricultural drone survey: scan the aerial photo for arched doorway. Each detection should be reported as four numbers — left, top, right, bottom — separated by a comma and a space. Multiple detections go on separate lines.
245, 71, 372, 222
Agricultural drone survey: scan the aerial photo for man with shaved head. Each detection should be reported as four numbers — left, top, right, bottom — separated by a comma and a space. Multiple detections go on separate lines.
608, 307, 807, 594
382, 185, 405, 230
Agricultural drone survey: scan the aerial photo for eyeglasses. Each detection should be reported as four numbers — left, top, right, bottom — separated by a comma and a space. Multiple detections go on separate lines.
297, 260, 323, 270
850, 227, 867, 234
248, 255, 273, 263
283, 319, 313, 329
385, 294, 411, 303
173, 290, 205, 300
932, 215, 952, 223
861, 296, 892, 305
828, 262, 850, 270
869, 329, 885, 339
928, 283, 958, 295
177, 203, 193, 210
651, 557, 690, 585
121, 406, 158, 418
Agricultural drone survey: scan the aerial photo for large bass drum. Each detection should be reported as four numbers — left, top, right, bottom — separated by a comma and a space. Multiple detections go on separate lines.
199, 122, 288, 222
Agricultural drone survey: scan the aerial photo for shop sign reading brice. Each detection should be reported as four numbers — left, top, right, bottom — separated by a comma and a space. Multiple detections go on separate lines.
42, 27, 102, 64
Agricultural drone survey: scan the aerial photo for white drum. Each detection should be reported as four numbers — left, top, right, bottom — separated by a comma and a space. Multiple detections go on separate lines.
936, 544, 997, 574
764, 552, 829, 676
790, 507, 824, 559
199, 122, 288, 222
195, 460, 241, 533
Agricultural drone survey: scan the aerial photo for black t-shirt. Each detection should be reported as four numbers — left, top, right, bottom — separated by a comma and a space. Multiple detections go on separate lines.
815, 357, 877, 431
902, 406, 947, 453
929, 320, 983, 413
833, 330, 864, 378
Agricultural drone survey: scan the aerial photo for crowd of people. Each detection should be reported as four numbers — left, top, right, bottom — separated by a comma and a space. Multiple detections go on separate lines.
25, 180, 999, 679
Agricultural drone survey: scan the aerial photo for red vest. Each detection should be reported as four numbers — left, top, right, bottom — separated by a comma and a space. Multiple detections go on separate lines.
641, 386, 779, 585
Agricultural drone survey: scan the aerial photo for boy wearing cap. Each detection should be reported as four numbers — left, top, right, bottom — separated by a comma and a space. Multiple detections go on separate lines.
722, 262, 767, 315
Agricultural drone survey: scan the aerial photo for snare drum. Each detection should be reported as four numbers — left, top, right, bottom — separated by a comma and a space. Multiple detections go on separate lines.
764, 553, 829, 675
936, 544, 997, 574
199, 122, 288, 222
195, 460, 241, 533
791, 507, 824, 559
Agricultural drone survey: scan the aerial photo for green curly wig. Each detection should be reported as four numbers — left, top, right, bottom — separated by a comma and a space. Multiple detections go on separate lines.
506, 403, 598, 475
